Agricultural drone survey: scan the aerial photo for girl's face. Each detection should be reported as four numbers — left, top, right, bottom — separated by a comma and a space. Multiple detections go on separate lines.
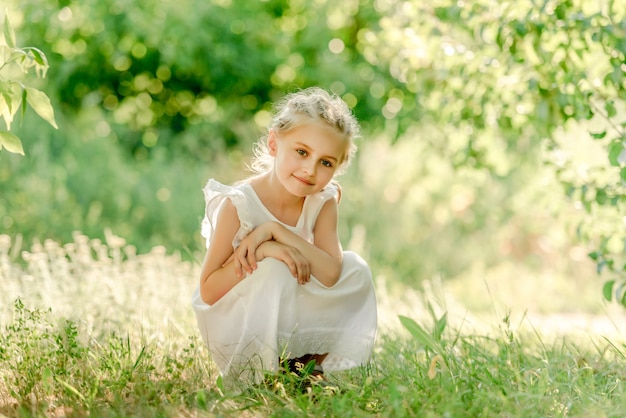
268, 120, 348, 197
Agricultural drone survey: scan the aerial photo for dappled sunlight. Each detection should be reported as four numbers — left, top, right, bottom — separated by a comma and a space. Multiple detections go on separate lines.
340, 127, 610, 291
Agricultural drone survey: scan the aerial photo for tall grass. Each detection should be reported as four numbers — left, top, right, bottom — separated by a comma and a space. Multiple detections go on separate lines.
1, 233, 626, 416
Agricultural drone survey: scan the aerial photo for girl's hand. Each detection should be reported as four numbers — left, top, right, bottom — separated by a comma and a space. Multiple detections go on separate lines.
256, 241, 311, 285
232, 222, 276, 277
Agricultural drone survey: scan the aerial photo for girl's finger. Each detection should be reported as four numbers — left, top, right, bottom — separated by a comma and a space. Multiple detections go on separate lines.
247, 250, 257, 271
236, 246, 251, 273
233, 257, 243, 278
297, 262, 307, 285
239, 256, 251, 274
284, 258, 297, 278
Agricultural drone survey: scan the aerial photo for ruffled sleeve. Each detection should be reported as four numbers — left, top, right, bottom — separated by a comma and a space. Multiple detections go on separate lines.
200, 179, 255, 249
318, 181, 340, 203
299, 182, 341, 240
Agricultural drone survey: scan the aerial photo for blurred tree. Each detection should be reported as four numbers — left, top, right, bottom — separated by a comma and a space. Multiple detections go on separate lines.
13, 0, 392, 159
354, 0, 626, 305
3, 0, 625, 305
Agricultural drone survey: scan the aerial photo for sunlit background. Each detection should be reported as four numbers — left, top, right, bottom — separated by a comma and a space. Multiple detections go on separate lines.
2, 0, 626, 332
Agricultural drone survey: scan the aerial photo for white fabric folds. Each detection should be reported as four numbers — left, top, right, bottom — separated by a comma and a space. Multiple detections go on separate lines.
192, 179, 377, 386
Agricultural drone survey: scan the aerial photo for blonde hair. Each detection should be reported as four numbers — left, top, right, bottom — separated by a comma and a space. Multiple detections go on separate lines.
249, 87, 360, 175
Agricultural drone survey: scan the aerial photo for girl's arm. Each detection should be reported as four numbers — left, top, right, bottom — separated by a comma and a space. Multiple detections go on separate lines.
254, 241, 311, 285
199, 200, 314, 304
199, 199, 243, 305
234, 199, 343, 287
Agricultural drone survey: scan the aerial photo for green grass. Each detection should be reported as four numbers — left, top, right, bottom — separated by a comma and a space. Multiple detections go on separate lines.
1, 234, 626, 417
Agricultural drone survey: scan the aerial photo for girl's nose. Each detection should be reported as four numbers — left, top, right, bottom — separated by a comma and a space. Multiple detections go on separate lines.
303, 161, 316, 176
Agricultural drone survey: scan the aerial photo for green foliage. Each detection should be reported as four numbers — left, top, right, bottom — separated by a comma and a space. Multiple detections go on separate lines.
13, 0, 391, 158
2, 296, 626, 416
0, 119, 212, 253
0, 12, 57, 154
351, 0, 626, 297
602, 279, 626, 308
2, 0, 626, 303
387, 315, 626, 416
0, 299, 88, 403
1, 232, 625, 416
0, 300, 210, 415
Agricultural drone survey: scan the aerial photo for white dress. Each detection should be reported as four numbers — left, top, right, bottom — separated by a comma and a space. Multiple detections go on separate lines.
192, 179, 377, 385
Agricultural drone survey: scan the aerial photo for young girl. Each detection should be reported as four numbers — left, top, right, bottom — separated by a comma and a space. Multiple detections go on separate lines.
191, 87, 377, 387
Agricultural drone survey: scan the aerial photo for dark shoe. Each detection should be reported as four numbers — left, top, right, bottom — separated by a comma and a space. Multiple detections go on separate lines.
279, 356, 340, 393
283, 356, 316, 376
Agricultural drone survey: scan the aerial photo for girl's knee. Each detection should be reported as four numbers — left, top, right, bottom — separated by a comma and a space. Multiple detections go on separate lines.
253, 258, 297, 288
255, 257, 291, 274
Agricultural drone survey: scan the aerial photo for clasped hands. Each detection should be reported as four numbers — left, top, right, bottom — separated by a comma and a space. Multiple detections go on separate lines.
223, 221, 311, 285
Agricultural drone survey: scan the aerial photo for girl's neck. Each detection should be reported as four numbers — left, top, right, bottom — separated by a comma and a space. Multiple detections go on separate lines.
249, 173, 305, 226
251, 172, 305, 210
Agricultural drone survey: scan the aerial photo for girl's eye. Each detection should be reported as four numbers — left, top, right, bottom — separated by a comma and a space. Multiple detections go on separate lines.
297, 149, 307, 156
321, 160, 333, 168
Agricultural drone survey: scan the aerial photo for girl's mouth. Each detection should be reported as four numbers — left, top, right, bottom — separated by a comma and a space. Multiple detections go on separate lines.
293, 175, 314, 186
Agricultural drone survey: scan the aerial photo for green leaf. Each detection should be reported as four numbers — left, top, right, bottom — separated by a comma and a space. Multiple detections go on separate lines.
398, 315, 441, 353
0, 130, 24, 155
0, 88, 15, 128
433, 312, 448, 342
621, 166, 626, 181
22, 47, 49, 77
615, 283, 625, 304
56, 378, 86, 402
21, 86, 27, 119
3, 13, 16, 49
602, 279, 615, 302
195, 389, 207, 410
606, 100, 617, 118
597, 258, 610, 274
25, 87, 58, 129
23, 47, 48, 67
589, 130, 607, 140
608, 140, 623, 166
215, 375, 224, 392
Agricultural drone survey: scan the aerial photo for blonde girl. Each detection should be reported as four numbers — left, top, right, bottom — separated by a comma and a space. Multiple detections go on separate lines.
192, 87, 377, 387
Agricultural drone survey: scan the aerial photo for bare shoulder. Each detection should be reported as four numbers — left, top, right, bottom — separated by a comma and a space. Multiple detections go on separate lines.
313, 195, 342, 258
203, 198, 240, 271
211, 198, 241, 245
217, 197, 239, 222
314, 197, 339, 230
